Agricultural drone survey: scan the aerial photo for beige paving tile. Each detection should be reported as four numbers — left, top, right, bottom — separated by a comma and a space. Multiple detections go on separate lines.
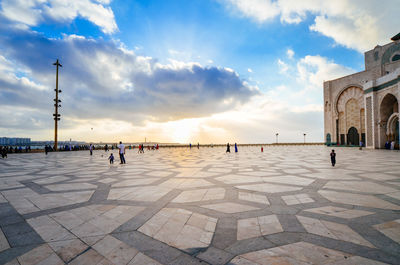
282, 193, 314, 205
139, 208, 217, 251
215, 175, 263, 184
17, 244, 57, 265
112, 178, 160, 187
108, 186, 172, 201
159, 178, 213, 189
128, 252, 162, 265
27, 215, 76, 242
323, 181, 398, 194
236, 183, 303, 193
319, 190, 400, 210
230, 242, 386, 265
202, 202, 259, 213
238, 192, 270, 205
262, 175, 315, 186
68, 249, 104, 265
297, 216, 374, 248
172, 188, 225, 203
373, 219, 400, 244
45, 183, 97, 191
386, 191, 400, 200
237, 215, 283, 240
93, 235, 138, 265
49, 238, 88, 263
305, 206, 373, 219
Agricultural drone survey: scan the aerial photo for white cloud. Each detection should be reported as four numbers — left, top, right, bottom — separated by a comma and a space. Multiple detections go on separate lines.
286, 48, 294, 59
0, 0, 118, 34
224, 0, 280, 23
277, 59, 289, 74
296, 55, 354, 89
247, 68, 253, 73
222, 0, 400, 52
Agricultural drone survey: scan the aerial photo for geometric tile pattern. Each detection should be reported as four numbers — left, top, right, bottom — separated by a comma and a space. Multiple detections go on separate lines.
305, 206, 373, 219
373, 219, 400, 244
0, 146, 399, 264
282, 193, 314, 205
296, 216, 375, 248
237, 215, 283, 240
229, 242, 388, 265
138, 208, 217, 252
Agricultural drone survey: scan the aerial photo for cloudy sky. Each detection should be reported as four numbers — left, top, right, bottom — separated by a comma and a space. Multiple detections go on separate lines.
0, 0, 399, 143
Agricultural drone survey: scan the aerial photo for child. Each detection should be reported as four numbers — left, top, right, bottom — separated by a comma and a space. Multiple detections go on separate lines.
108, 153, 114, 164
330, 150, 336, 167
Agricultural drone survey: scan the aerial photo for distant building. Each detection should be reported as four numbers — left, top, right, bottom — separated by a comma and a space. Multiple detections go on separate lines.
0, 137, 31, 146
324, 33, 400, 149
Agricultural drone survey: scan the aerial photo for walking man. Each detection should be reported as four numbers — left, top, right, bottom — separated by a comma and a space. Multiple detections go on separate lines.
330, 149, 336, 167
89, 144, 93, 156
226, 143, 230, 153
118, 141, 126, 164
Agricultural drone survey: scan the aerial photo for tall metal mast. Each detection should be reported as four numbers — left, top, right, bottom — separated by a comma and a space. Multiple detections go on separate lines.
53, 59, 62, 151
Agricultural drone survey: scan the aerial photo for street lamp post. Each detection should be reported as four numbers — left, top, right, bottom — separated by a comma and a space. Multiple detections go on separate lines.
304, 133, 306, 144
53, 59, 62, 151
276, 133, 279, 144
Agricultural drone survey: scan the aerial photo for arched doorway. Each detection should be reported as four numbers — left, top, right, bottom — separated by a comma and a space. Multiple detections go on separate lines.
379, 93, 399, 148
326, 133, 331, 145
347, 127, 359, 145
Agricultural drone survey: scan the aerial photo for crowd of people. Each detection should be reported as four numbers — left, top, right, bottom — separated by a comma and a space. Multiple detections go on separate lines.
0, 145, 31, 157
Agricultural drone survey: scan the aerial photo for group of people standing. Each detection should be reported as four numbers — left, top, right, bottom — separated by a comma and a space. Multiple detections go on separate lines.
226, 143, 238, 153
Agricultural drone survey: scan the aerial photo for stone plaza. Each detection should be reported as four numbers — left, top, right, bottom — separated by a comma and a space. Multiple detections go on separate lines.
0, 146, 399, 265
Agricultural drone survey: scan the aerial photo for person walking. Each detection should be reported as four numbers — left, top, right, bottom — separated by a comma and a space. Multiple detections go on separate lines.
89, 144, 93, 156
118, 141, 126, 164
330, 149, 336, 167
226, 143, 230, 153
108, 153, 114, 164
45, 145, 48, 155
197, 142, 200, 149
235, 143, 238, 153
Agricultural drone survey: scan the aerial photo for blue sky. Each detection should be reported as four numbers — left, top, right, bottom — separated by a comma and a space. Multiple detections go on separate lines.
0, 0, 398, 143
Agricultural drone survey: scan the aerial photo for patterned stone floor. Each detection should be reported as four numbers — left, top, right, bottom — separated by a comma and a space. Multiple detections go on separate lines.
0, 146, 399, 265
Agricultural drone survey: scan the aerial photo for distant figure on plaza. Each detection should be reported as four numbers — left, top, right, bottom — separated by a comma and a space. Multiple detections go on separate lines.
1, 146, 7, 158
108, 153, 114, 164
190, 143, 192, 149
118, 141, 126, 164
45, 145, 49, 155
235, 143, 238, 153
226, 143, 230, 153
330, 149, 336, 167
197, 142, 200, 149
105, 144, 108, 152
261, 146, 263, 152
391, 141, 395, 150
385, 141, 390, 149
89, 144, 93, 156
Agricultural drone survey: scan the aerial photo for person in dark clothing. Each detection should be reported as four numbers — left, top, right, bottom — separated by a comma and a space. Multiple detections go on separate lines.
226, 143, 230, 153
330, 149, 336, 167
235, 143, 238, 153
1, 146, 7, 158
45, 145, 49, 155
108, 153, 114, 164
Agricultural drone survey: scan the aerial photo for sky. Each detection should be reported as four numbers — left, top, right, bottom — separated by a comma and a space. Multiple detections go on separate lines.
0, 0, 399, 144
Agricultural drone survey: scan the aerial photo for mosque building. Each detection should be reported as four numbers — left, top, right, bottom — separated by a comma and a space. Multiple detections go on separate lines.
324, 33, 400, 149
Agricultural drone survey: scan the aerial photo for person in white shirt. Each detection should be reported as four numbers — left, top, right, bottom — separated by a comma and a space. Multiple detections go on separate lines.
118, 141, 126, 164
